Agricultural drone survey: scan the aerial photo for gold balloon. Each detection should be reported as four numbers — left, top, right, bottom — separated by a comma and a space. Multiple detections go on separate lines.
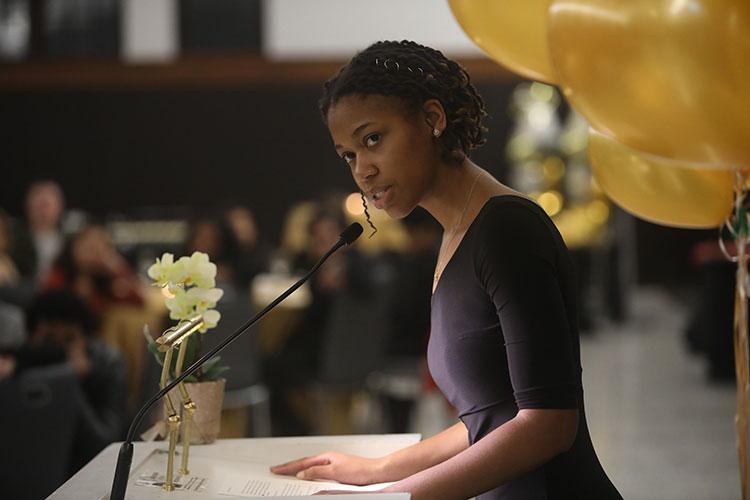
549, 0, 750, 167
588, 128, 734, 228
449, 0, 556, 84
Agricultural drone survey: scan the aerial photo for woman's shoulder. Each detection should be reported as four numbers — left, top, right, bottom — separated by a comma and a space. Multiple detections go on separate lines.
474, 195, 552, 235
469, 194, 560, 263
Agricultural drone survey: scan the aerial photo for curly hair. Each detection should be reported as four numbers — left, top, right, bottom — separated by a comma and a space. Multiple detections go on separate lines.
320, 40, 488, 164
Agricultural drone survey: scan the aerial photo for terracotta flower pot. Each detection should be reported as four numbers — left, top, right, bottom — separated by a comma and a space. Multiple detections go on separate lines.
165, 378, 226, 444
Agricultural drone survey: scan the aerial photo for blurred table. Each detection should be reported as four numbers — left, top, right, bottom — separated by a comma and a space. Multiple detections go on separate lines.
251, 273, 310, 356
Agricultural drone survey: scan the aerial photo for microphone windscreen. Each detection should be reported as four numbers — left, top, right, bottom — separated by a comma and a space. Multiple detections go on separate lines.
340, 222, 364, 245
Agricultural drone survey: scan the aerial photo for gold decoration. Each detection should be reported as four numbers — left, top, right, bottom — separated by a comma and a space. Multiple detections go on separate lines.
449, 0, 557, 83
588, 128, 734, 229
156, 316, 204, 491
548, 0, 750, 167
720, 171, 750, 500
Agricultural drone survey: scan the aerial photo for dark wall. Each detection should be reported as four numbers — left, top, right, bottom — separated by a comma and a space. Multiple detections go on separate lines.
0, 82, 517, 244
0, 82, 713, 286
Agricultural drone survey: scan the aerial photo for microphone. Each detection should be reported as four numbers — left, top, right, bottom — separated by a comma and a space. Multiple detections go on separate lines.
339, 222, 363, 245
109, 222, 363, 500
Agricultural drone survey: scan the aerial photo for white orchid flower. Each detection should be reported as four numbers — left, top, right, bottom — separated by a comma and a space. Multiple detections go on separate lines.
164, 286, 223, 328
200, 309, 221, 333
147, 253, 175, 287
165, 287, 194, 320
149, 251, 222, 331
176, 252, 217, 289
147, 252, 190, 292
186, 287, 224, 312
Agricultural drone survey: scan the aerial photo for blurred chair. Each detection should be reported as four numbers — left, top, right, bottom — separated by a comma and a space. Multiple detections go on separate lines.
366, 357, 423, 433
0, 364, 80, 500
205, 283, 271, 438
309, 273, 393, 435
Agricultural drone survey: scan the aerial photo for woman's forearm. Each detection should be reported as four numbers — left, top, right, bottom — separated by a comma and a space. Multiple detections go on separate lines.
382, 409, 579, 500
377, 421, 469, 482
270, 422, 468, 486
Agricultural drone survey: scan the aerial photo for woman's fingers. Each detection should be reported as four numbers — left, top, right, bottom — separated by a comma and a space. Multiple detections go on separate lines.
296, 464, 335, 481
270, 455, 331, 476
271, 451, 377, 485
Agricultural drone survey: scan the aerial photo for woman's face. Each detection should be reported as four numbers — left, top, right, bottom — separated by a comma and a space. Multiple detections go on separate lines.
327, 94, 441, 219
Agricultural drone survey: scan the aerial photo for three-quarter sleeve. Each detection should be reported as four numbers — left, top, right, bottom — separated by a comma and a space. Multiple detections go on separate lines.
474, 201, 579, 410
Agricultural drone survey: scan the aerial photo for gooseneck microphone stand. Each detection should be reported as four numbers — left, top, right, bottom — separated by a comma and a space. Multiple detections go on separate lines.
109, 223, 363, 500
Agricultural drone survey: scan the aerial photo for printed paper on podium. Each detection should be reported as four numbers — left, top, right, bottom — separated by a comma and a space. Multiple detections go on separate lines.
218, 463, 396, 497
122, 435, 420, 498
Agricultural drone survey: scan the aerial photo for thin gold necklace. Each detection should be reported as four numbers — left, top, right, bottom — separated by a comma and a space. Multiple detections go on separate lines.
433, 169, 483, 288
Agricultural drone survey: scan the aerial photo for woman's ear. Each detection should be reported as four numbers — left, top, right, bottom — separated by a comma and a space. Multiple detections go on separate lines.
422, 99, 447, 135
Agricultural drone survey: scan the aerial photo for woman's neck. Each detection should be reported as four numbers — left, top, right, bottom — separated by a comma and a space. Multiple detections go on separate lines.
420, 158, 523, 230
419, 158, 484, 230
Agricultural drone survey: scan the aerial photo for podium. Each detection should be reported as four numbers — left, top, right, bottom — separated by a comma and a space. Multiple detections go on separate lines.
47, 434, 418, 499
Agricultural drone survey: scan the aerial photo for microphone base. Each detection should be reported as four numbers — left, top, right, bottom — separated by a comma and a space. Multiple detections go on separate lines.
109, 442, 133, 500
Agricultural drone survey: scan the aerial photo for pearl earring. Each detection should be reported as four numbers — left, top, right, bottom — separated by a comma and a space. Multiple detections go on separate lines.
433, 129, 441, 137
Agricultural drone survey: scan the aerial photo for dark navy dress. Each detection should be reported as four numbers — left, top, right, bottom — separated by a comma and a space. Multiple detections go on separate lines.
428, 195, 622, 500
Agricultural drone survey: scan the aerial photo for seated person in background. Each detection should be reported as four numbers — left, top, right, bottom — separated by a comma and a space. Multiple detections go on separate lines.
12, 180, 67, 284
11, 290, 127, 472
386, 207, 439, 359
0, 209, 35, 307
379, 208, 440, 433
0, 209, 21, 288
186, 215, 241, 287
265, 202, 372, 436
224, 205, 272, 288
289, 204, 363, 371
0, 299, 25, 380
43, 224, 144, 317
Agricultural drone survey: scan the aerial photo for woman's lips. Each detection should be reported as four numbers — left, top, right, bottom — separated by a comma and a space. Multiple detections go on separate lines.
371, 186, 392, 209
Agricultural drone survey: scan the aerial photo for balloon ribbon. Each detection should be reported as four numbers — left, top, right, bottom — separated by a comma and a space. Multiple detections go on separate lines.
721, 170, 750, 499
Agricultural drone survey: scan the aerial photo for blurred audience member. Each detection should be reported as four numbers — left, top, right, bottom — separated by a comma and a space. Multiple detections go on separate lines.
0, 300, 25, 351
224, 205, 271, 287
377, 208, 439, 433
44, 224, 144, 317
0, 210, 21, 287
0, 209, 36, 307
293, 206, 349, 292
265, 202, 370, 435
9, 290, 127, 471
278, 201, 317, 265
0, 299, 25, 380
186, 216, 240, 286
686, 239, 736, 382
386, 207, 439, 358
13, 180, 66, 284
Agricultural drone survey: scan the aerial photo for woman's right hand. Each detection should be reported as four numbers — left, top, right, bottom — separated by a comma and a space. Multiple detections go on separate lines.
270, 452, 386, 486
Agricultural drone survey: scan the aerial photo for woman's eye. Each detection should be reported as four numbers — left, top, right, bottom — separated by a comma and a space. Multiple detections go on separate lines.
341, 152, 355, 165
364, 133, 381, 147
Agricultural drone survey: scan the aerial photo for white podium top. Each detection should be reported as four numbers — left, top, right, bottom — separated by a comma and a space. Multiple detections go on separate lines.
47, 434, 418, 500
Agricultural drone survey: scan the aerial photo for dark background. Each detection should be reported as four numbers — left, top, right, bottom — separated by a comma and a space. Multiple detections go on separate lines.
0, 0, 716, 287
0, 82, 517, 242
